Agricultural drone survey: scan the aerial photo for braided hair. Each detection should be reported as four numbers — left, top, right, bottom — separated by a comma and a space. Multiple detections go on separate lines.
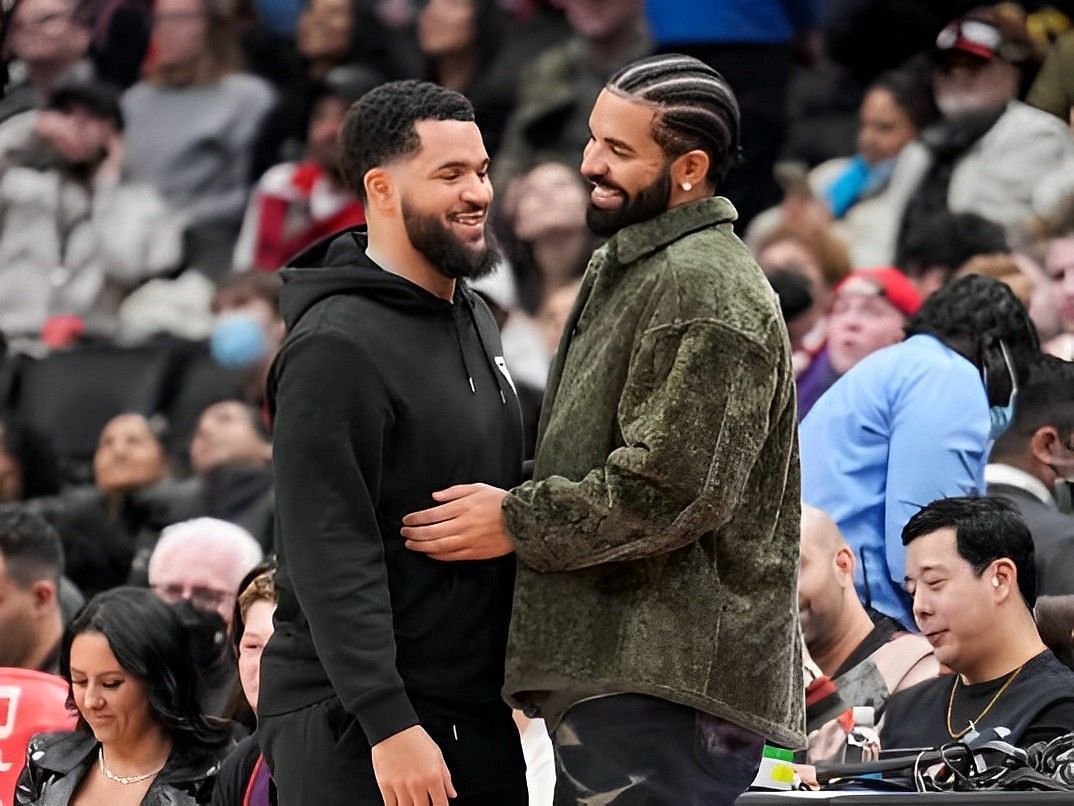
606, 54, 741, 188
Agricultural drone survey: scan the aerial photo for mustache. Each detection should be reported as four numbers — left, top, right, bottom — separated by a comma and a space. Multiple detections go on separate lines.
448, 202, 488, 216
590, 177, 627, 195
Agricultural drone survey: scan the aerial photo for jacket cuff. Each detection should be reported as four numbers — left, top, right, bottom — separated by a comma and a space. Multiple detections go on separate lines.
355, 689, 420, 747
503, 489, 552, 572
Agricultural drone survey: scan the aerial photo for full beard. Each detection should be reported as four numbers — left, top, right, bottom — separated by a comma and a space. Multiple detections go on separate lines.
585, 167, 673, 237
402, 200, 500, 281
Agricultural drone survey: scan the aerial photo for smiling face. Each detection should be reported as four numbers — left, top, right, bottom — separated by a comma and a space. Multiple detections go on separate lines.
796, 533, 846, 652
581, 89, 674, 237
390, 118, 497, 279
905, 528, 997, 672
238, 599, 275, 710
69, 631, 158, 745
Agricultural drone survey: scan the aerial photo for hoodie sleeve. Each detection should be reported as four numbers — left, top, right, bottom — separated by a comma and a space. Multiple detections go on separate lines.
272, 319, 418, 745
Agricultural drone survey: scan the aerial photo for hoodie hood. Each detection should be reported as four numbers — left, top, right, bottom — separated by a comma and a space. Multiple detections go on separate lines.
277, 225, 513, 406
279, 226, 462, 329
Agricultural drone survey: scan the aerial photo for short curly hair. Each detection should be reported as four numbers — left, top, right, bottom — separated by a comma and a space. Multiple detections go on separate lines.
340, 79, 475, 202
905, 273, 1040, 361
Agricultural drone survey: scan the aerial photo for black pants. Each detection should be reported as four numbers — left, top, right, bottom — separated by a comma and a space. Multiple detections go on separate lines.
258, 695, 527, 805
552, 694, 765, 806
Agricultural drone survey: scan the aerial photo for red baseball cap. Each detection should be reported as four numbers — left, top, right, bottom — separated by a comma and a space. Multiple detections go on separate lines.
934, 12, 1033, 65
834, 267, 922, 317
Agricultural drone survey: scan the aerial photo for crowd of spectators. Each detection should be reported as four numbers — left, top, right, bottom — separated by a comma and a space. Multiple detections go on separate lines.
1, 0, 1074, 801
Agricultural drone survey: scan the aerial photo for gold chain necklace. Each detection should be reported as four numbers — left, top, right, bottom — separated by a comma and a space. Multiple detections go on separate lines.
946, 664, 1025, 739
98, 747, 166, 785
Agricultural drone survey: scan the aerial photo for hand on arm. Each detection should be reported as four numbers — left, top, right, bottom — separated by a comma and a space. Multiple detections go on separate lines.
401, 484, 514, 561
503, 322, 785, 573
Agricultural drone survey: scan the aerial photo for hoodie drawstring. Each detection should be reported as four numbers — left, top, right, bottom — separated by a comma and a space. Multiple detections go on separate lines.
452, 305, 477, 395
458, 295, 508, 406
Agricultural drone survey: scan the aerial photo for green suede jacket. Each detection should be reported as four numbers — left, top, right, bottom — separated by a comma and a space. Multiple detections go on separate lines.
502, 196, 806, 748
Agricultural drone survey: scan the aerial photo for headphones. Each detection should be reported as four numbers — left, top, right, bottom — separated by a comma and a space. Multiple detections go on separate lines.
993, 577, 1001, 588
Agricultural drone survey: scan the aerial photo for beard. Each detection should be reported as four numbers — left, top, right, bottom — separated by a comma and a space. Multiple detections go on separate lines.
585, 167, 673, 237
402, 199, 500, 281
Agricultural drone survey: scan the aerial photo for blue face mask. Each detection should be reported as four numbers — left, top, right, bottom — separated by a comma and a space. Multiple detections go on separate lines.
211, 313, 269, 369
988, 388, 1018, 440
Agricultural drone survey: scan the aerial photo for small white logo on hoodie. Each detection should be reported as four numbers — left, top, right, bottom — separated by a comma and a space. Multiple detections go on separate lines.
494, 356, 517, 395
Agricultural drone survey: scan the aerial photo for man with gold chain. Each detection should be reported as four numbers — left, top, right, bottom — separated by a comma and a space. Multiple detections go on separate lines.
880, 496, 1074, 749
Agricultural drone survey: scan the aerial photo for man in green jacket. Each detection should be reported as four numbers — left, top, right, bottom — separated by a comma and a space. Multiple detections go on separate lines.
403, 54, 805, 802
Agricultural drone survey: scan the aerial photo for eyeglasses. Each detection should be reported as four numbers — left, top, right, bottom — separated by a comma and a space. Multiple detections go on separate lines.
154, 583, 234, 612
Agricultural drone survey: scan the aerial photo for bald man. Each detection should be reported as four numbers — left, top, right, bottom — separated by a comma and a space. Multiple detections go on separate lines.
799, 506, 940, 762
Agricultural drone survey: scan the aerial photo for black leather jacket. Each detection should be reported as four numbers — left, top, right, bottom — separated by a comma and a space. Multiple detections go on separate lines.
14, 730, 226, 805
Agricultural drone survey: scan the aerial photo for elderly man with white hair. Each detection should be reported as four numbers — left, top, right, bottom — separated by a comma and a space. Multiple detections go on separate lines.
148, 516, 263, 627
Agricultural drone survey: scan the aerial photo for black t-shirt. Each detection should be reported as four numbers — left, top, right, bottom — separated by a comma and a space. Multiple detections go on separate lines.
832, 616, 901, 680
881, 650, 1074, 750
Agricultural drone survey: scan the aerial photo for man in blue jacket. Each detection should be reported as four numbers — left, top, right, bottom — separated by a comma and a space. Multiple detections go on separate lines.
800, 274, 1039, 629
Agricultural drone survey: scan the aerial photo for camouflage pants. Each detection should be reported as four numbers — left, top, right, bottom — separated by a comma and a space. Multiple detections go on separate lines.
552, 694, 764, 806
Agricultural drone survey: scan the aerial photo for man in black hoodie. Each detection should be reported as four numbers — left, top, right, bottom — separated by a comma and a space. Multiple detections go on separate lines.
257, 80, 526, 805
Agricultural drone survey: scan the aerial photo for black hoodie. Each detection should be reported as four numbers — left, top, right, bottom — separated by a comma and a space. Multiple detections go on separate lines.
259, 228, 523, 747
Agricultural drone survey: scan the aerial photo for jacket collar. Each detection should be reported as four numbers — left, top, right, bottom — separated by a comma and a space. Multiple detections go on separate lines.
33, 730, 97, 775
986, 463, 1056, 508
33, 729, 224, 786
605, 196, 738, 267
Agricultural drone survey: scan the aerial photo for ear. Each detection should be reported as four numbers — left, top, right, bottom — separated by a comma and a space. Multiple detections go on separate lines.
990, 559, 1018, 605
671, 149, 711, 193
1030, 426, 1061, 468
833, 545, 856, 588
31, 580, 57, 615
364, 168, 395, 213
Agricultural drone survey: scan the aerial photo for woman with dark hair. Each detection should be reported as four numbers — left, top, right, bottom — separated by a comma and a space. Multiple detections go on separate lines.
748, 64, 938, 270
14, 587, 231, 804
417, 0, 514, 155
30, 414, 180, 596
812, 65, 938, 268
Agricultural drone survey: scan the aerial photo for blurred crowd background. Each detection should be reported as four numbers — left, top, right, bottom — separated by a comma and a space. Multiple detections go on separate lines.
1, 0, 1074, 798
